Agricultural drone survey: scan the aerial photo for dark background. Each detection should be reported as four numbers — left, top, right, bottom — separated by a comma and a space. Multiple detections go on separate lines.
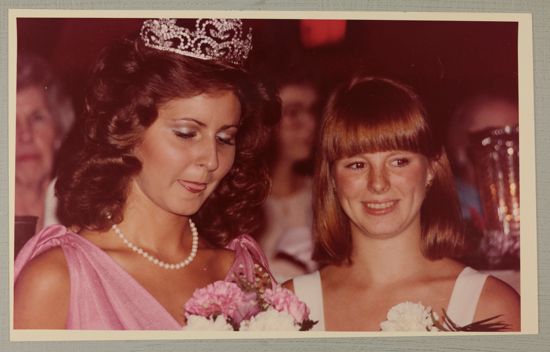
17, 17, 518, 137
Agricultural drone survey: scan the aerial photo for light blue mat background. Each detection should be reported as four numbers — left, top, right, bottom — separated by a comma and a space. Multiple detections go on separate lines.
2, 1, 548, 351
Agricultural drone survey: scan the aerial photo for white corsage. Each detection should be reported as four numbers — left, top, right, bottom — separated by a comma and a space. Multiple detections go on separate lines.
240, 308, 300, 331
380, 301, 509, 332
184, 315, 234, 331
380, 301, 438, 331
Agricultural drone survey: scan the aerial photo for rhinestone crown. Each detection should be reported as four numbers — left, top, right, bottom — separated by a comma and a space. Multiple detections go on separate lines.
140, 18, 253, 66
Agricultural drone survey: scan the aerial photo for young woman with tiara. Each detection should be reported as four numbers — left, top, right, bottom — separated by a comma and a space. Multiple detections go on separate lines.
14, 18, 280, 330
285, 76, 520, 331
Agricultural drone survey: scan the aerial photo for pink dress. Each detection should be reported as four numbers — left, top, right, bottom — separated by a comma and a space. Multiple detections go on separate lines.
14, 225, 274, 330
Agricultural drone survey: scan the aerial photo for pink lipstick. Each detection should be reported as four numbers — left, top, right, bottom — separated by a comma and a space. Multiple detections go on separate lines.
178, 180, 207, 193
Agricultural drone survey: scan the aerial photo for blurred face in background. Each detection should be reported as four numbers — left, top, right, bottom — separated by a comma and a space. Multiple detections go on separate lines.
276, 83, 318, 163
16, 85, 59, 188
465, 99, 518, 132
448, 97, 518, 184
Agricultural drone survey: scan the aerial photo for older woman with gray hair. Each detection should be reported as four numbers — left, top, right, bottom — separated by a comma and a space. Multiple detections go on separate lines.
16, 54, 75, 232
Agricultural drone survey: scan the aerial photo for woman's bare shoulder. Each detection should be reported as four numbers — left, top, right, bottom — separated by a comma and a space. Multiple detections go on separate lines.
475, 275, 521, 331
14, 247, 70, 328
16, 247, 70, 290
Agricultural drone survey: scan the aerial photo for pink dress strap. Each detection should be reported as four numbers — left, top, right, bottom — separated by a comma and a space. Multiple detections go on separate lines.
15, 225, 70, 277
224, 234, 277, 286
15, 227, 276, 330
15, 225, 183, 329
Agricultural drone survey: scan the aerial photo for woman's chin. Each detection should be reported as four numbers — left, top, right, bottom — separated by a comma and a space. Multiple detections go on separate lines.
15, 174, 50, 189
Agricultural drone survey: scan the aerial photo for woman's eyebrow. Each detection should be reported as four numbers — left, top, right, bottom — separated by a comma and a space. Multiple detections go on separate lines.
175, 117, 205, 126
175, 118, 239, 131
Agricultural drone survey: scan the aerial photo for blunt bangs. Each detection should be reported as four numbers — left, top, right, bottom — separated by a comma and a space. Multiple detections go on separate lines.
313, 75, 465, 265
322, 77, 438, 164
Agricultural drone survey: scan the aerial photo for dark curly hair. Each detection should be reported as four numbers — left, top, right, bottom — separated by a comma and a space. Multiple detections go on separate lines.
55, 36, 280, 247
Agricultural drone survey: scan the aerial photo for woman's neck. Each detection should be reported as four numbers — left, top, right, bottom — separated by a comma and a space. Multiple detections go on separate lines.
345, 225, 433, 286
115, 184, 193, 257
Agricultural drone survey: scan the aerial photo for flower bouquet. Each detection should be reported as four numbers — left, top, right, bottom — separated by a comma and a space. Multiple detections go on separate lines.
380, 301, 510, 332
183, 281, 317, 331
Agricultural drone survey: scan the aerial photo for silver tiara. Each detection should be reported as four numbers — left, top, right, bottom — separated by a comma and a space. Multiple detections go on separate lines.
140, 18, 253, 66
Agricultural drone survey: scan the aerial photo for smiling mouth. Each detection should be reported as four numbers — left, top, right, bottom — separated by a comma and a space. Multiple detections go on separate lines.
365, 201, 395, 209
363, 200, 398, 215
178, 180, 207, 193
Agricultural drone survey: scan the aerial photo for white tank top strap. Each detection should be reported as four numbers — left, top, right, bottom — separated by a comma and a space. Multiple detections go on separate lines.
292, 270, 325, 331
445, 266, 489, 327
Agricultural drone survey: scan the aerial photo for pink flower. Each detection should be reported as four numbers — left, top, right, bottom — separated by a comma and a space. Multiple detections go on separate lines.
263, 286, 310, 324
184, 281, 260, 324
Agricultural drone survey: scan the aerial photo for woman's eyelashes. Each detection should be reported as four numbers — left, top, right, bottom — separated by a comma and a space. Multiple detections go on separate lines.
173, 129, 196, 140
390, 157, 410, 167
172, 128, 236, 146
216, 132, 236, 146
345, 161, 366, 170
342, 157, 411, 170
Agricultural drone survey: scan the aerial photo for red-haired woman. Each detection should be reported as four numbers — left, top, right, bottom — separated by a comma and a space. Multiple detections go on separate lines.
285, 76, 520, 331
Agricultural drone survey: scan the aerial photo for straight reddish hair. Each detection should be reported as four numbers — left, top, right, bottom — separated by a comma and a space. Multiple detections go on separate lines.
313, 76, 464, 265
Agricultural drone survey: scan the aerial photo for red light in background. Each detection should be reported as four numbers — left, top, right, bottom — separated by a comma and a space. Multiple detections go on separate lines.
300, 20, 347, 48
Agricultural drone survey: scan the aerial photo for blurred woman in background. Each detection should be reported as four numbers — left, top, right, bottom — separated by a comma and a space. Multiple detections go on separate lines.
446, 92, 519, 221
16, 54, 75, 231
259, 67, 321, 281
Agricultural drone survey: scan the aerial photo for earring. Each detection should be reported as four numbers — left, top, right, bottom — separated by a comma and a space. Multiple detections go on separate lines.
426, 177, 433, 188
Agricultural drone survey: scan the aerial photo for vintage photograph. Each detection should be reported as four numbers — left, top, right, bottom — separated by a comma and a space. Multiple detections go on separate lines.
9, 11, 535, 339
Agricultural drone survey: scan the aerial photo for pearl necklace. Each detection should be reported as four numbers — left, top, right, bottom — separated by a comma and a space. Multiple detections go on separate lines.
111, 219, 199, 270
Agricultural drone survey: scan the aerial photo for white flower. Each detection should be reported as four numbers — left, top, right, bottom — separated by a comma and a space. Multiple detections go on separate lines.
183, 315, 234, 331
380, 301, 436, 331
240, 308, 300, 331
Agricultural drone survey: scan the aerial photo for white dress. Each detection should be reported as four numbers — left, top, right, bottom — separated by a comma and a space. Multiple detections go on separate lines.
292, 266, 489, 331
260, 179, 317, 282
43, 178, 58, 228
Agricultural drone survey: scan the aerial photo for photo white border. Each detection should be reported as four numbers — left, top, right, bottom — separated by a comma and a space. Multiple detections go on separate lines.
7, 8, 537, 342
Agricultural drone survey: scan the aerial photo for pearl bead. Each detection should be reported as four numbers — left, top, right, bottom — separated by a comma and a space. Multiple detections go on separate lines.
111, 219, 199, 270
